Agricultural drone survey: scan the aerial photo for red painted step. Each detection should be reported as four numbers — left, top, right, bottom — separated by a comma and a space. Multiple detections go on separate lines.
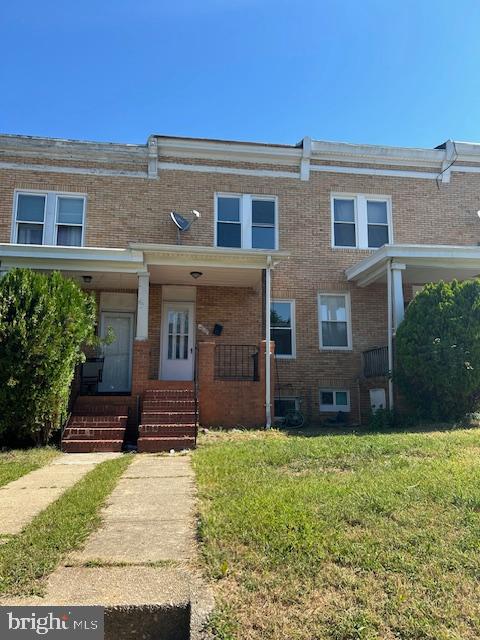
141, 411, 196, 424
142, 400, 195, 412
68, 415, 127, 426
72, 405, 129, 416
139, 424, 196, 437
62, 439, 123, 453
137, 436, 195, 453
63, 427, 126, 440
143, 389, 194, 400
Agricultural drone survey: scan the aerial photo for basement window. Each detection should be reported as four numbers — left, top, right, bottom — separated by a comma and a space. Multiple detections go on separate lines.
274, 397, 299, 418
320, 389, 350, 412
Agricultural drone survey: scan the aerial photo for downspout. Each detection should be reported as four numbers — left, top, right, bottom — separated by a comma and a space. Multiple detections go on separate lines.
265, 256, 272, 428
387, 259, 394, 410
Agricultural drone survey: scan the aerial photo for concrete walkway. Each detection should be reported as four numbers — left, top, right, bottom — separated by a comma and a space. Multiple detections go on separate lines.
68, 454, 196, 564
0, 452, 120, 535
7, 454, 213, 639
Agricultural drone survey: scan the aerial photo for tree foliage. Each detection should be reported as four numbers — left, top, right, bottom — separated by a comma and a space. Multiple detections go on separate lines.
395, 279, 480, 420
0, 269, 97, 445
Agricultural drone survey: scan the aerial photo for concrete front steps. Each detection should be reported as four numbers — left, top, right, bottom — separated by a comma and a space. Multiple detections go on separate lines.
62, 399, 129, 453
137, 386, 197, 453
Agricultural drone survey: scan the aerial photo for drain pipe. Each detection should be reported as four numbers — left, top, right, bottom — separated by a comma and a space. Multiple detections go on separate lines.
265, 256, 272, 428
387, 259, 394, 410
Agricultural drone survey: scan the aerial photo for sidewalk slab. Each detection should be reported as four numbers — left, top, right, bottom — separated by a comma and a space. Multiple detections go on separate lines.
4, 566, 191, 640
69, 454, 197, 565
0, 453, 120, 535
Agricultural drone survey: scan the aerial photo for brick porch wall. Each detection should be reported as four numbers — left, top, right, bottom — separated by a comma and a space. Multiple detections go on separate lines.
197, 340, 274, 428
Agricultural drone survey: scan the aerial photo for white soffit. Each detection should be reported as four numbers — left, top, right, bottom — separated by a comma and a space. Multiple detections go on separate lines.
346, 244, 480, 286
129, 243, 289, 269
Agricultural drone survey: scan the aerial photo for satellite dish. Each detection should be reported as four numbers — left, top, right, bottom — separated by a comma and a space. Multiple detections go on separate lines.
169, 209, 201, 244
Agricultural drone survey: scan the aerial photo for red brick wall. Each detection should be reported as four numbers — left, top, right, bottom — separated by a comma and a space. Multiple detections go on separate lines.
4, 140, 480, 426
197, 340, 274, 428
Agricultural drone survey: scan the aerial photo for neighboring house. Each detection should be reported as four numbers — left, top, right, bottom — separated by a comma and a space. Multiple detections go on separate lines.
1, 133, 480, 450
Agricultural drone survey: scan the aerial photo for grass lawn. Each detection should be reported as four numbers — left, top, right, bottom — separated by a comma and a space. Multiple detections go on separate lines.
193, 429, 480, 640
0, 453, 132, 597
0, 447, 59, 488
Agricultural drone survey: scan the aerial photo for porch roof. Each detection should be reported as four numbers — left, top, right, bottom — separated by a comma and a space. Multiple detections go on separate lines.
0, 243, 144, 273
346, 243, 480, 287
129, 243, 290, 287
0, 242, 290, 289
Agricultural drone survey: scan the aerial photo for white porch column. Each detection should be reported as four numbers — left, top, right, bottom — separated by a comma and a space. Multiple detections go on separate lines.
265, 257, 272, 429
391, 262, 406, 331
387, 260, 394, 410
136, 271, 150, 340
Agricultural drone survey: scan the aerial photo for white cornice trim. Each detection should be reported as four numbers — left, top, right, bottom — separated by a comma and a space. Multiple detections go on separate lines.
129, 242, 290, 268
311, 139, 445, 168
0, 161, 148, 179
5, 133, 480, 181
0, 134, 147, 164
154, 136, 302, 167
310, 164, 439, 180
157, 161, 299, 179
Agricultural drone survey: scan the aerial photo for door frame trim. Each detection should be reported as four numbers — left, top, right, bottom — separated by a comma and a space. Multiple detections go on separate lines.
99, 310, 134, 393
160, 301, 196, 381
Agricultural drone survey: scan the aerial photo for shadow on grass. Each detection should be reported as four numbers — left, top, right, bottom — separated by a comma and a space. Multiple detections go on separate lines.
282, 420, 480, 438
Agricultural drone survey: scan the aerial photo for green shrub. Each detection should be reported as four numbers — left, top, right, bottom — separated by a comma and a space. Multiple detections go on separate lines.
367, 408, 395, 430
0, 269, 97, 446
395, 280, 480, 420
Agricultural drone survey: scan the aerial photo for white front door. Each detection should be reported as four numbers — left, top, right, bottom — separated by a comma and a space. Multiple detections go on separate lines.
160, 302, 195, 380
98, 312, 134, 393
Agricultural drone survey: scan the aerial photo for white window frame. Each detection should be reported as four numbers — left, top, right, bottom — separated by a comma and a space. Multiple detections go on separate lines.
271, 299, 296, 359
319, 389, 351, 412
12, 190, 48, 245
214, 193, 278, 250
54, 194, 86, 247
331, 193, 392, 249
274, 396, 300, 419
12, 189, 86, 247
318, 292, 353, 351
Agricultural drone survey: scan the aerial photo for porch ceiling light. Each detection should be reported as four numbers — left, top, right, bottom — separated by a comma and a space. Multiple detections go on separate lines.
82, 275, 92, 284
190, 271, 203, 279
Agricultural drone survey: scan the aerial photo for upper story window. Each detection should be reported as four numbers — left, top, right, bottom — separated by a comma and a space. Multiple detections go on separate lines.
270, 300, 295, 358
318, 293, 352, 350
13, 191, 85, 247
331, 194, 392, 249
215, 193, 277, 250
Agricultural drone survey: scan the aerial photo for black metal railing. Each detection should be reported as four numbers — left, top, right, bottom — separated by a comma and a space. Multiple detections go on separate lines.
363, 345, 389, 378
214, 345, 259, 381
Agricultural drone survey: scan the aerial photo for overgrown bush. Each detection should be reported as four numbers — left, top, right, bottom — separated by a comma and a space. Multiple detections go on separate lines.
0, 269, 97, 446
367, 408, 395, 430
395, 279, 480, 420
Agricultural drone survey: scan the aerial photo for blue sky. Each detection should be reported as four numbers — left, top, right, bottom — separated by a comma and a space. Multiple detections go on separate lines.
1, 1, 479, 148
